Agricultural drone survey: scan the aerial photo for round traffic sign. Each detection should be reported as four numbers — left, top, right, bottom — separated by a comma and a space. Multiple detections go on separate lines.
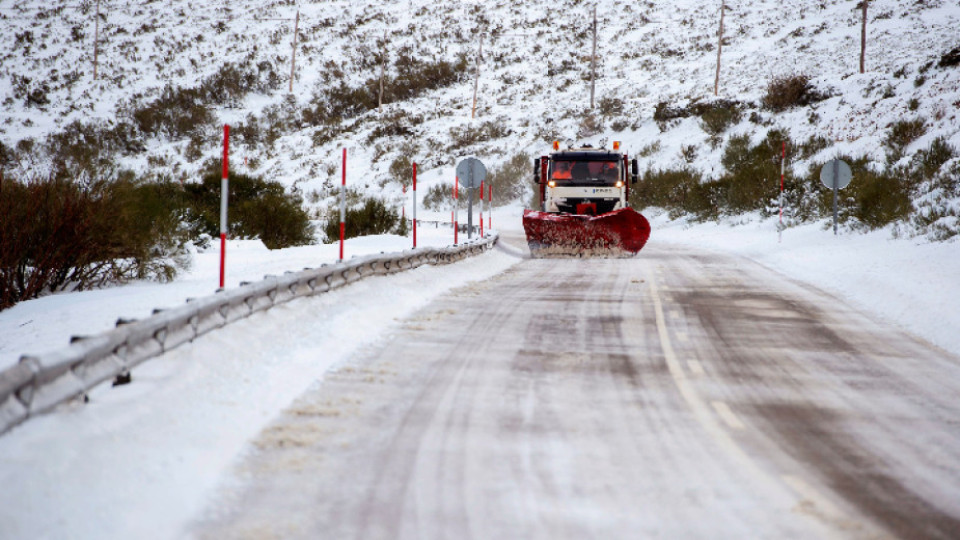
820, 159, 853, 190
456, 157, 487, 189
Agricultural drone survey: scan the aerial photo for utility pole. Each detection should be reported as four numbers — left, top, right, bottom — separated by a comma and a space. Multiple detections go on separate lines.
93, 0, 101, 80
289, 10, 300, 92
471, 32, 484, 119
379, 29, 387, 112
860, 0, 868, 74
714, 0, 725, 96
589, 5, 597, 109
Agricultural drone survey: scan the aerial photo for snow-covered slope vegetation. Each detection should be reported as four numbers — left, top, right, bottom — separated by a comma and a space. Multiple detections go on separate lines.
1, 0, 958, 236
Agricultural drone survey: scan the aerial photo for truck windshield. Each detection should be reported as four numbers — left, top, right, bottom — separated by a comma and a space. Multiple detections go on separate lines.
551, 160, 620, 182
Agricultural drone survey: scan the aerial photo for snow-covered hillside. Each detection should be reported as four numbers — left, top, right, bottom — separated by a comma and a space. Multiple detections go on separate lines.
2, 0, 958, 224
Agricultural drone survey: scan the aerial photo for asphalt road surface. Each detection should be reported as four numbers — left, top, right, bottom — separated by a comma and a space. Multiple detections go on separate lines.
194, 230, 960, 539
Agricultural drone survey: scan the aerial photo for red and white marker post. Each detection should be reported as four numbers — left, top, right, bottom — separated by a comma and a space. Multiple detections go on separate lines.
454, 176, 459, 245
219, 124, 229, 289
412, 162, 418, 249
339, 148, 347, 261
479, 180, 484, 237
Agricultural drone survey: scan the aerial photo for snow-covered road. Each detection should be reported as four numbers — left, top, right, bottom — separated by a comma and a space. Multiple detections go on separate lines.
2, 207, 960, 539
192, 231, 960, 539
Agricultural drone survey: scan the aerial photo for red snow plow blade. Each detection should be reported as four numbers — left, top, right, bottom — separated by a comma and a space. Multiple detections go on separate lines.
522, 208, 651, 258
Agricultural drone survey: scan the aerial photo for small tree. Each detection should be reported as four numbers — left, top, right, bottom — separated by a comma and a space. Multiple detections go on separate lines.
183, 164, 314, 249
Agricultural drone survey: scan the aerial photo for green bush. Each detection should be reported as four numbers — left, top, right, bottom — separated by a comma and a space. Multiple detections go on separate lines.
422, 183, 468, 211
718, 130, 791, 213
199, 62, 280, 104
388, 154, 413, 188
312, 56, 467, 123
630, 167, 716, 219
184, 165, 314, 249
824, 168, 910, 229
42, 120, 146, 181
654, 98, 743, 132
132, 85, 216, 139
811, 156, 911, 229
912, 137, 956, 180
761, 74, 827, 112
486, 152, 531, 205
911, 161, 960, 241
0, 140, 13, 168
629, 131, 793, 220
0, 175, 189, 310
850, 171, 911, 228
798, 135, 831, 159
699, 103, 742, 139
423, 183, 453, 211
366, 110, 421, 143
321, 197, 404, 242
884, 117, 927, 161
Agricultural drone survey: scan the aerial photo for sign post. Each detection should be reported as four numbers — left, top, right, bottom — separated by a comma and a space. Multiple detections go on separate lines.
340, 148, 346, 261
412, 162, 417, 249
819, 159, 853, 236
456, 157, 487, 240
454, 176, 459, 245
220, 125, 229, 289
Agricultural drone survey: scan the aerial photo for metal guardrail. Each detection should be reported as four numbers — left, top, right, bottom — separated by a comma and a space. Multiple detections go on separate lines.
0, 234, 498, 435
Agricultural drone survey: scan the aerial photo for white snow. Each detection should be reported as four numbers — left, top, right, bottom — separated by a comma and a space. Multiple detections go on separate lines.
0, 223, 518, 540
2, 0, 960, 537
649, 211, 960, 357
1, 205, 959, 539
0, 220, 470, 371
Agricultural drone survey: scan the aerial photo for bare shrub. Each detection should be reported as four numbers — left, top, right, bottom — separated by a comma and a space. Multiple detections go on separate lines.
576, 113, 603, 139
132, 85, 215, 139
44, 120, 145, 181
654, 98, 743, 132
912, 136, 956, 179
448, 120, 510, 152
884, 117, 927, 161
0, 176, 189, 310
313, 56, 468, 123
939, 46, 960, 68
597, 97, 625, 118
761, 75, 827, 112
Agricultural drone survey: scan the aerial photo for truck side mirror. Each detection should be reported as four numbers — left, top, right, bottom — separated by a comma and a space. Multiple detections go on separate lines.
631, 159, 639, 184
533, 158, 541, 184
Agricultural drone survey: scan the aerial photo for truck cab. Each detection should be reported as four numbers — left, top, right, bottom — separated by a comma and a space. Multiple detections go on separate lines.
535, 144, 638, 215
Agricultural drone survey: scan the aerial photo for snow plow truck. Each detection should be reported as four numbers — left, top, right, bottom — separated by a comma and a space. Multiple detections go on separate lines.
523, 142, 651, 257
